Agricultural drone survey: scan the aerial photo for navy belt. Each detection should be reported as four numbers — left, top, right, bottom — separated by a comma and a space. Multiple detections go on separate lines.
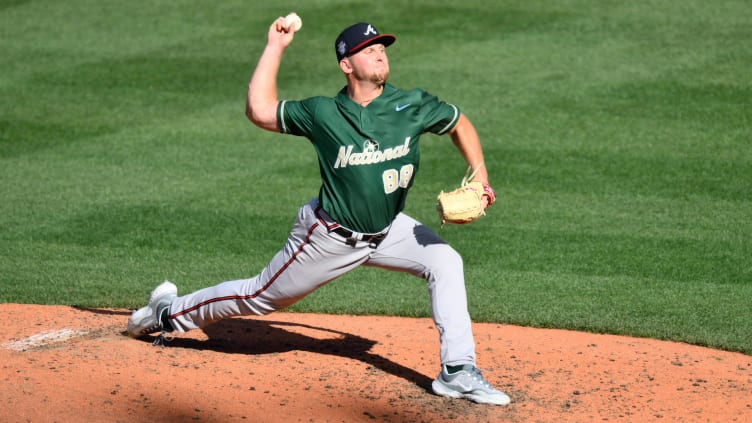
331, 226, 387, 247
314, 205, 388, 247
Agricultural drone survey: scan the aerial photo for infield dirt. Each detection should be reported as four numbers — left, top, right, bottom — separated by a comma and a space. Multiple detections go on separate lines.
1, 304, 750, 422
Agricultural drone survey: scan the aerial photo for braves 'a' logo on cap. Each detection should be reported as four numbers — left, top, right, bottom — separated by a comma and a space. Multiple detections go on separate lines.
364, 24, 377, 36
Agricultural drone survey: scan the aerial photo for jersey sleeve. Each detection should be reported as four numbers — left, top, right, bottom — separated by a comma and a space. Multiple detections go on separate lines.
419, 91, 461, 135
277, 97, 320, 136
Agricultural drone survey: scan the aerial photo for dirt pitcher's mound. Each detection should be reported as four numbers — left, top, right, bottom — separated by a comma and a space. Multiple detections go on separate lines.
1, 304, 749, 422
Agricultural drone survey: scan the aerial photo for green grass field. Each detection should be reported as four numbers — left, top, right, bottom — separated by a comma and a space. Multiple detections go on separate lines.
1, 1, 750, 354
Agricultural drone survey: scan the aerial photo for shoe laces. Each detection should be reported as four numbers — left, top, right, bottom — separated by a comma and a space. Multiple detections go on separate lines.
467, 367, 492, 388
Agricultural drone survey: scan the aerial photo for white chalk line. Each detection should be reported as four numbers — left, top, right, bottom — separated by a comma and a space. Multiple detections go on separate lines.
2, 328, 88, 351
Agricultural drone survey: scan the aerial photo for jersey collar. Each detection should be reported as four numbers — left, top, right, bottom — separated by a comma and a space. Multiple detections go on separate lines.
336, 83, 397, 109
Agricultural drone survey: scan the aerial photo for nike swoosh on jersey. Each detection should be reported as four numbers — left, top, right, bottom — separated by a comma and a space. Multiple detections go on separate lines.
395, 103, 411, 111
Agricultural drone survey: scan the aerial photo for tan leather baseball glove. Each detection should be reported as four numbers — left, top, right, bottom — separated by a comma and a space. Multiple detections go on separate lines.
436, 166, 496, 226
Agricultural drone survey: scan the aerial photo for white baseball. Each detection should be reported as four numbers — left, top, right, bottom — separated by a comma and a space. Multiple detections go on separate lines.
284, 13, 302, 32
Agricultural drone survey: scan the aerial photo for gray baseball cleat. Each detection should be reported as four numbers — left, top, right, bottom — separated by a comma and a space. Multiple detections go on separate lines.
127, 281, 177, 338
432, 364, 511, 405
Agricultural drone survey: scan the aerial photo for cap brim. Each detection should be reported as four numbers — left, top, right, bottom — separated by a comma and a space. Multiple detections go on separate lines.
347, 34, 396, 57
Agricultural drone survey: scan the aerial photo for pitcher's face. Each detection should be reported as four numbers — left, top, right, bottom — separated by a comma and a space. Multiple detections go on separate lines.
345, 44, 390, 85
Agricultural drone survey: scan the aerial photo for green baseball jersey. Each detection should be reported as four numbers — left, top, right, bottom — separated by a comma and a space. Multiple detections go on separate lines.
277, 83, 460, 233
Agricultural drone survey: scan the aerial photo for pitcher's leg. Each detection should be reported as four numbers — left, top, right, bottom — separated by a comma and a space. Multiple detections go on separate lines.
168, 268, 288, 332
169, 200, 370, 332
366, 214, 476, 366
426, 245, 476, 366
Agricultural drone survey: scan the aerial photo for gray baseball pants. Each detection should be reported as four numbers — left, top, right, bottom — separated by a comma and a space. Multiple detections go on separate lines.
167, 198, 476, 366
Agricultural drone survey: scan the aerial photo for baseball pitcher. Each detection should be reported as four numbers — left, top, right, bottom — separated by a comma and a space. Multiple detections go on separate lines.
127, 16, 508, 406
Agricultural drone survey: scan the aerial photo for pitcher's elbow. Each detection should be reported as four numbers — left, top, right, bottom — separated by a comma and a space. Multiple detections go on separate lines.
245, 102, 256, 122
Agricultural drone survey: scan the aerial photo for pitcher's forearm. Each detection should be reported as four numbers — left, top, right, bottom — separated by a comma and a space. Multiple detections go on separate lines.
246, 45, 285, 130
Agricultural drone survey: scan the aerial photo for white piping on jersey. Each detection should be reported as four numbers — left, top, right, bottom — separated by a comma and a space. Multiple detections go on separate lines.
280, 100, 458, 137
437, 104, 459, 135
278, 100, 289, 133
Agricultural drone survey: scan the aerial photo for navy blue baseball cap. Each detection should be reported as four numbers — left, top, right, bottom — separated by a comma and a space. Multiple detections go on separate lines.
335, 23, 396, 61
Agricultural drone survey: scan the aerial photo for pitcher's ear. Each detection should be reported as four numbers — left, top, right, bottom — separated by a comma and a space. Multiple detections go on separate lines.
339, 58, 352, 74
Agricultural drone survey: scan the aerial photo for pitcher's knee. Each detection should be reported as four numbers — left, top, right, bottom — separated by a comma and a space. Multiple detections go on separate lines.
425, 246, 463, 277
